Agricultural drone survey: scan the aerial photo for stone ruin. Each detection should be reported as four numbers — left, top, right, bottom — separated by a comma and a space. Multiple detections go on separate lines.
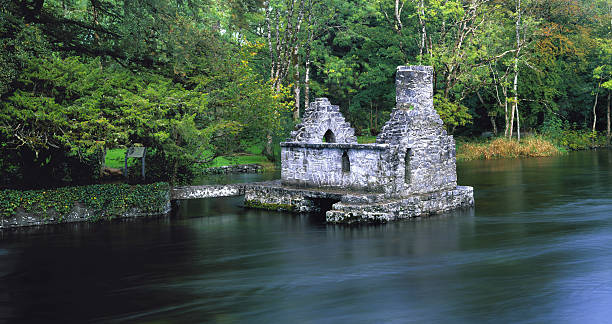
244, 65, 474, 223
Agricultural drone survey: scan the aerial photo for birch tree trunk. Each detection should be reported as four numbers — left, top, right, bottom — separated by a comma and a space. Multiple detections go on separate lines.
592, 82, 601, 133
490, 65, 510, 138
303, 0, 314, 114
262, 0, 305, 158
293, 51, 300, 121
304, 49, 311, 111
417, 0, 426, 63
510, 0, 522, 140
504, 97, 509, 137
264, 0, 305, 92
516, 101, 520, 141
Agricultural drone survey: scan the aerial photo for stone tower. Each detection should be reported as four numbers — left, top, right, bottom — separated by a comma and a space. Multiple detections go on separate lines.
376, 66, 457, 196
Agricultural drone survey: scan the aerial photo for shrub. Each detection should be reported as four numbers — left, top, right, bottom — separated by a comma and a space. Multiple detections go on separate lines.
540, 116, 608, 150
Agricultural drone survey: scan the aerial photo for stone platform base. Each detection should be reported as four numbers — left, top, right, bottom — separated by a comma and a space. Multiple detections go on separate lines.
244, 182, 474, 224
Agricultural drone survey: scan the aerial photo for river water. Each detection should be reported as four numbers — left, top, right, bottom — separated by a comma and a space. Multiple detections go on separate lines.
1, 150, 612, 323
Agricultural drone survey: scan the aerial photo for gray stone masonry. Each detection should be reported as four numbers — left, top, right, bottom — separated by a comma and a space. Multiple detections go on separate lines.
281, 142, 391, 191
171, 184, 248, 200
289, 98, 358, 144
248, 65, 473, 222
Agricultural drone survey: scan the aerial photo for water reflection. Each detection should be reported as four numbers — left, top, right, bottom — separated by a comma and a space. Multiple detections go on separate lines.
1, 150, 612, 323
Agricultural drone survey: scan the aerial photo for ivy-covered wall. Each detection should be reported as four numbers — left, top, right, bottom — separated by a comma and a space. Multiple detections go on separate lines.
0, 183, 170, 228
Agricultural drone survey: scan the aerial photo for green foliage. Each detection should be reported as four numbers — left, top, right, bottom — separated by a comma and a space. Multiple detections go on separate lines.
0, 26, 286, 185
554, 129, 607, 150
357, 136, 377, 144
244, 199, 294, 211
433, 94, 472, 133
0, 182, 169, 220
540, 116, 608, 150
1, 0, 611, 189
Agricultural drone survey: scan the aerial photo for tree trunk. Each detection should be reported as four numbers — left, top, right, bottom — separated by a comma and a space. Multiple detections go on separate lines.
503, 100, 508, 137
592, 82, 601, 133
304, 0, 313, 112
492, 116, 498, 135
265, 133, 274, 161
304, 46, 311, 111
265, 0, 305, 94
510, 0, 521, 140
477, 91, 497, 135
375, 104, 379, 131
417, 0, 426, 63
607, 91, 610, 141
100, 147, 107, 180
293, 52, 300, 122
368, 101, 372, 131
516, 101, 520, 141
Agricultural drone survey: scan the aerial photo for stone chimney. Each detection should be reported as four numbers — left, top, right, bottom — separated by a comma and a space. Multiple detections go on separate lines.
395, 66, 434, 111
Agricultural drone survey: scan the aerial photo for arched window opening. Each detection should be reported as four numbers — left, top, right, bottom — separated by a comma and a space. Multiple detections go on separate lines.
323, 129, 336, 143
404, 149, 411, 184
342, 151, 350, 173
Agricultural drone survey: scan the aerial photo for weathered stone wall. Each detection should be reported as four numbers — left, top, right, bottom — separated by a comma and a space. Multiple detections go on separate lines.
289, 98, 357, 144
171, 184, 248, 200
244, 183, 343, 213
326, 186, 473, 224
280, 142, 391, 192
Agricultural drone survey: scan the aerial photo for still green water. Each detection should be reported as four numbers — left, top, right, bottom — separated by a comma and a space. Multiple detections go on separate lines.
1, 150, 612, 323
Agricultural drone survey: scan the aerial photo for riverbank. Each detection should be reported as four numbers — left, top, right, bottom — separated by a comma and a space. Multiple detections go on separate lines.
0, 183, 170, 228
456, 132, 610, 161
456, 136, 561, 161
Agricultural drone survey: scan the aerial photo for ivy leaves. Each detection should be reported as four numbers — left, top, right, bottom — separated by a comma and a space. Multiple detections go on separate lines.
0, 182, 170, 220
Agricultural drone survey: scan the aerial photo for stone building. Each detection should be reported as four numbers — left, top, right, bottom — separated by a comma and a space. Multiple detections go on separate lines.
245, 65, 473, 223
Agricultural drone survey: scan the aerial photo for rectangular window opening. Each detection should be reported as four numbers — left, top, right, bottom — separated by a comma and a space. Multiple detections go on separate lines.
404, 149, 411, 184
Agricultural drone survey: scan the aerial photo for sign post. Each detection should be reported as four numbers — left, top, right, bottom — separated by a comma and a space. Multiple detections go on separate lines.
124, 147, 147, 181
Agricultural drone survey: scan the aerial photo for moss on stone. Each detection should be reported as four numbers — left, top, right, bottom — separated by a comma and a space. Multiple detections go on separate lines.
244, 199, 295, 211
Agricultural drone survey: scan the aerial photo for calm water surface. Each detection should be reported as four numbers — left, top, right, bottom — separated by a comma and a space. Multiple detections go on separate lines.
2, 150, 612, 323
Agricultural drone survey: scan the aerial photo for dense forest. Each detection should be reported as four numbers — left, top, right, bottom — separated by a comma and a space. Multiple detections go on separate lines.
0, 0, 610, 187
